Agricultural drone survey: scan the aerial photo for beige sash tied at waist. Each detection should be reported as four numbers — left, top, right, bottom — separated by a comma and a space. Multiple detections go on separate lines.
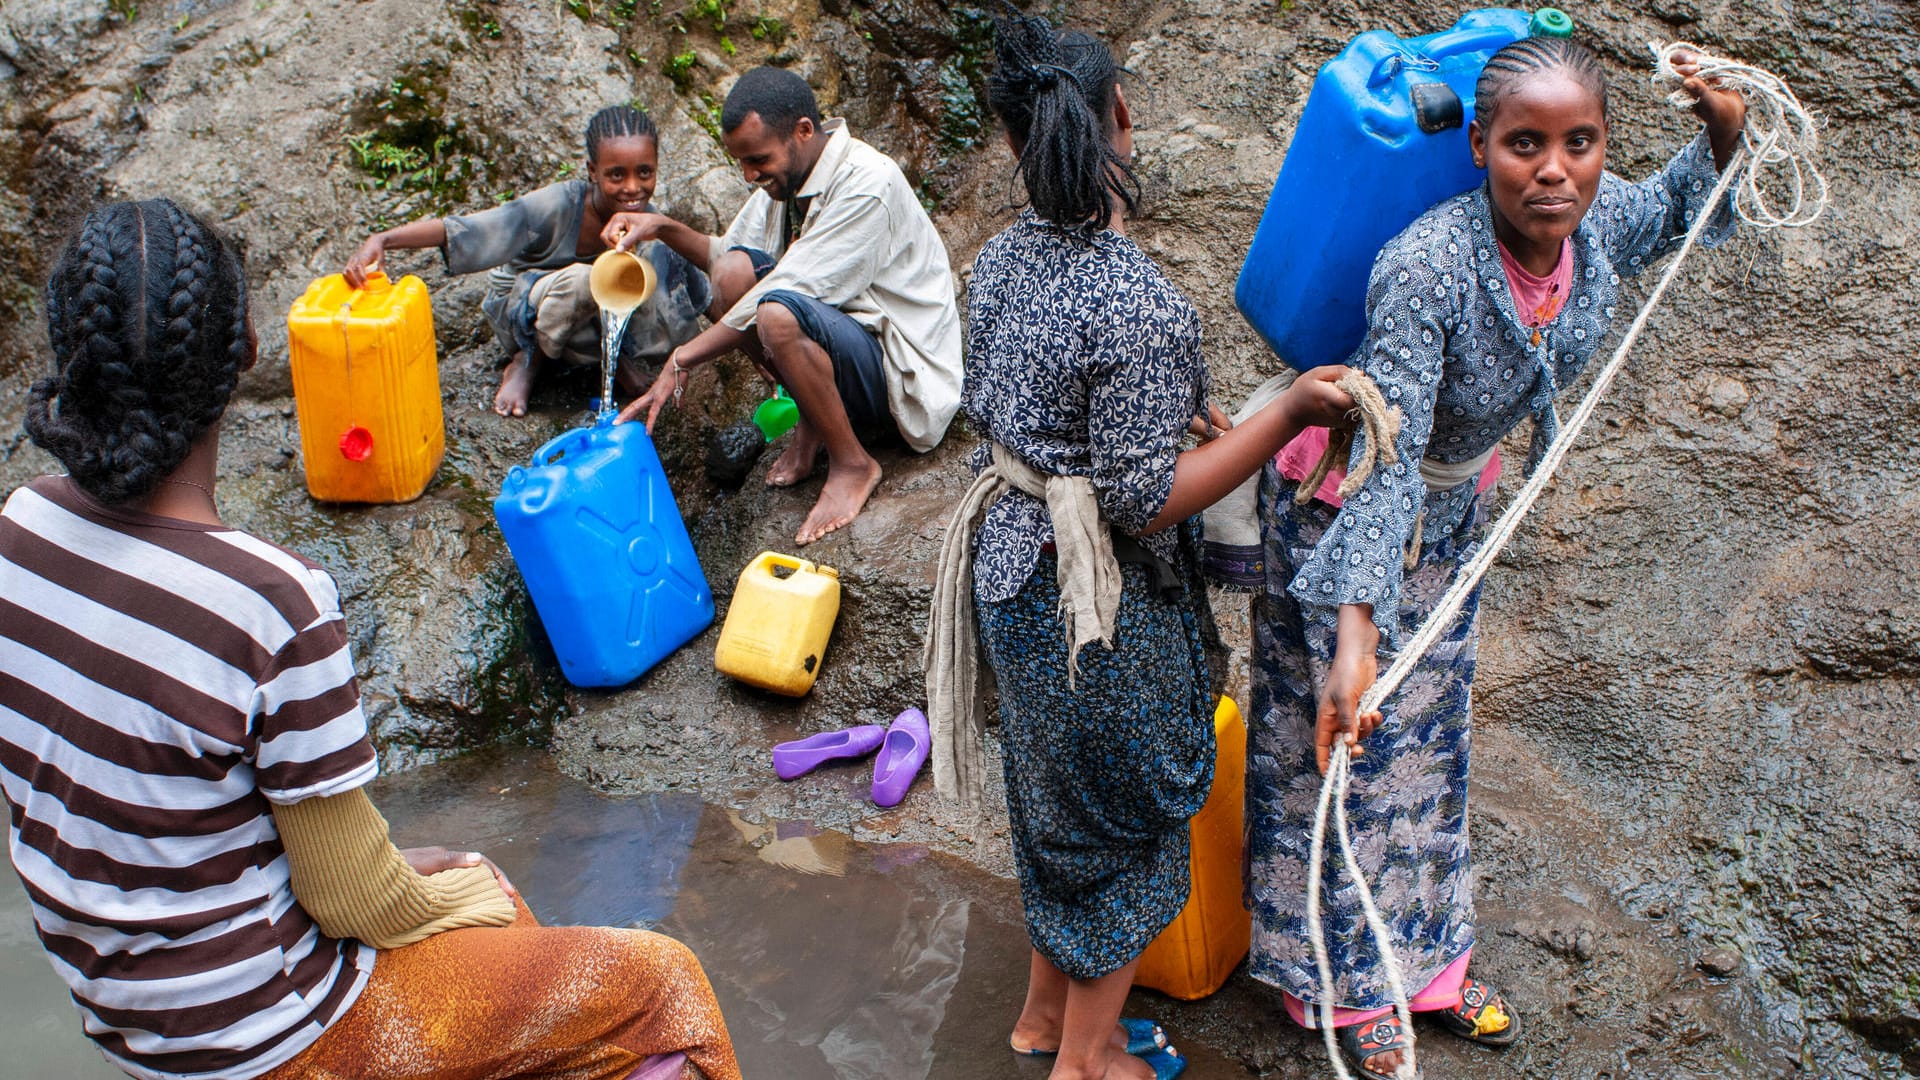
924, 444, 1122, 805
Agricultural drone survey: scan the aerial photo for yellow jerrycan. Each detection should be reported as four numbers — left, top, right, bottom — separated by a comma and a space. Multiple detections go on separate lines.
1135, 695, 1251, 1000
714, 551, 841, 697
287, 271, 444, 503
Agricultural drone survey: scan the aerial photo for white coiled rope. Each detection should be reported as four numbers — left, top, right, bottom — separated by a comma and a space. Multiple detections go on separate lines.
1305, 42, 1827, 1080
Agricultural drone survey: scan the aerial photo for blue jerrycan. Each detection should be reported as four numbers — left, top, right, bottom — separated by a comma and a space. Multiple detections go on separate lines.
1235, 8, 1533, 370
494, 416, 714, 687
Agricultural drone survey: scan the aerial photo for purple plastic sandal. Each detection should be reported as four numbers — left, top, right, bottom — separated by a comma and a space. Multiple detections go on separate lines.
772, 724, 885, 781
870, 707, 931, 808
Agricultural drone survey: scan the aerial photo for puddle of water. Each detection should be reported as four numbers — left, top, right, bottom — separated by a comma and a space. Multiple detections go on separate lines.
0, 870, 122, 1079
2, 749, 1254, 1080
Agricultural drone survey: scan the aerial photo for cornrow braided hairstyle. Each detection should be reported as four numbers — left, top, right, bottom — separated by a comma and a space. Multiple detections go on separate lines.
27, 198, 251, 504
1475, 35, 1609, 128
585, 105, 658, 161
986, 8, 1140, 234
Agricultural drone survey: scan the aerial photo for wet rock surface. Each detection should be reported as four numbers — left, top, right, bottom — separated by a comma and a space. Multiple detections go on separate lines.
3, 0, 1917, 1075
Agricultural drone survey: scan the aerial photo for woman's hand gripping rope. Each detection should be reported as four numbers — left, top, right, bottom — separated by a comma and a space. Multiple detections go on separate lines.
1300, 42, 1828, 1080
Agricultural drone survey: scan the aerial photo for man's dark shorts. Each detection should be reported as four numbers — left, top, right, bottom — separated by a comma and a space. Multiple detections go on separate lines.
734, 246, 897, 443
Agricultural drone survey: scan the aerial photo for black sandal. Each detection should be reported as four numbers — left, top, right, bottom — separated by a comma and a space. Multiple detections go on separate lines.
1427, 976, 1521, 1048
1336, 1017, 1423, 1080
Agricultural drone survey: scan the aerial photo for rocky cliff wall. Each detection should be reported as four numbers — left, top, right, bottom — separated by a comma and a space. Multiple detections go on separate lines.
2, 0, 1915, 1073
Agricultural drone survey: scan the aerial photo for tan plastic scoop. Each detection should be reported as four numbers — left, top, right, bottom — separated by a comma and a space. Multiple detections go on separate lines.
589, 248, 657, 313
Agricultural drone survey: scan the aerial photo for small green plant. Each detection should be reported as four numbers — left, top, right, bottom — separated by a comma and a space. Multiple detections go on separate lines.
666, 50, 699, 91
452, 1, 505, 39
718, 34, 735, 56
748, 15, 785, 42
553, 161, 577, 181
610, 0, 637, 19
563, 0, 593, 21
687, 0, 729, 31
109, 0, 139, 20
691, 91, 724, 147
626, 47, 647, 66
343, 74, 488, 216
173, 12, 190, 30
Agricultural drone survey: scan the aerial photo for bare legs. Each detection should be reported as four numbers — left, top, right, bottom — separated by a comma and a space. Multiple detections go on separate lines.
1012, 952, 1157, 1080
753, 302, 882, 545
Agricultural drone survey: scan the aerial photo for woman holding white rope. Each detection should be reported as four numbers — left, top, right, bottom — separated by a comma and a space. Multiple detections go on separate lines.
1243, 36, 1748, 1079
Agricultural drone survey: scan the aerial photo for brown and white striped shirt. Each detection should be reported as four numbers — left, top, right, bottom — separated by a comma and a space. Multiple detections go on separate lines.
0, 476, 378, 1080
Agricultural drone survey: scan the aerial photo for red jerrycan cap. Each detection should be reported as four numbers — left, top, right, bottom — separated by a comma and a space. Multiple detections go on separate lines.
339, 426, 374, 461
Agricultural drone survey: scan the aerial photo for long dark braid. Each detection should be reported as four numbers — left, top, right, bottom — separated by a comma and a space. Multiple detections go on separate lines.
1475, 36, 1609, 126
27, 198, 251, 504
585, 105, 658, 160
986, 10, 1140, 233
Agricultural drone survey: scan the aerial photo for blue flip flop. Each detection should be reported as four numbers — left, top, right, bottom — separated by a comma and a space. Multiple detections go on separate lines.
1135, 1045, 1187, 1080
1009, 1017, 1168, 1056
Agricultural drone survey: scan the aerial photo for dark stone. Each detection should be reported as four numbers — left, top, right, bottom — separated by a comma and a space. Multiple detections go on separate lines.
705, 421, 767, 488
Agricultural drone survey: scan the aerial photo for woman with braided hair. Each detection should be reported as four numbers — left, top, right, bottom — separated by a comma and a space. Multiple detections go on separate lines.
1243, 35, 1748, 1078
344, 104, 713, 417
928, 11, 1353, 1080
0, 199, 740, 1080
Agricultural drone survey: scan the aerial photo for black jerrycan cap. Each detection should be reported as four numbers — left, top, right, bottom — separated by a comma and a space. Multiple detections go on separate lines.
1411, 82, 1463, 134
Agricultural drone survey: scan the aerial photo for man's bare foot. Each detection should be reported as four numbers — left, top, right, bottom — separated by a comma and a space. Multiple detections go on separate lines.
493, 351, 539, 417
796, 456, 882, 545
766, 426, 822, 487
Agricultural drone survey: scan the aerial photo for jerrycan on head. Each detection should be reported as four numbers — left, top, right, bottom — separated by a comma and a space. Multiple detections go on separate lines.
715, 552, 841, 698
493, 415, 714, 688
287, 271, 445, 502
1235, 8, 1552, 370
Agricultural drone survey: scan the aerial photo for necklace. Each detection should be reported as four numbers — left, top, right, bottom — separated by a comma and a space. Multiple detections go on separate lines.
159, 477, 215, 498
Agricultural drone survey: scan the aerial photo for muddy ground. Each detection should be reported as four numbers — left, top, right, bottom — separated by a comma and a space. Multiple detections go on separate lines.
1, 0, 1916, 1075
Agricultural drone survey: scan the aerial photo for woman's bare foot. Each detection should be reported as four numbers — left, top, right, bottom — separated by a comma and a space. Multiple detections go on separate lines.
795, 455, 882, 545
766, 425, 822, 487
1010, 1020, 1161, 1056
493, 351, 540, 417
1046, 1051, 1158, 1080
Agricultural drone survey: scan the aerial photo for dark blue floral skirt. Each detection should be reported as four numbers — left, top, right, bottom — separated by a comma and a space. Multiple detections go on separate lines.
977, 556, 1216, 980
1246, 464, 1490, 1011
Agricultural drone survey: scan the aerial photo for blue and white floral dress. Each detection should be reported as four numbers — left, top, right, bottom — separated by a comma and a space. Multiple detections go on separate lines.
965, 211, 1220, 980
1247, 134, 1737, 1011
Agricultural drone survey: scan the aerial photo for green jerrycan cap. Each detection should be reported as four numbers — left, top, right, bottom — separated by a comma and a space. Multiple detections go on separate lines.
1530, 8, 1575, 37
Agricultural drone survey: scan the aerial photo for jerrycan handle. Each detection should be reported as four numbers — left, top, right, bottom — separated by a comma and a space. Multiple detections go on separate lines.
1414, 22, 1528, 64
530, 426, 596, 468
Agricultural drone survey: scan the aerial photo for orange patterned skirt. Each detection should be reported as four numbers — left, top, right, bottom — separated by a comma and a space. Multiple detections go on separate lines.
261, 900, 741, 1080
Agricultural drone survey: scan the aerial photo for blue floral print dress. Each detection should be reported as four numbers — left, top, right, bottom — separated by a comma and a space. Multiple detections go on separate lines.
1248, 134, 1737, 1011
966, 211, 1220, 980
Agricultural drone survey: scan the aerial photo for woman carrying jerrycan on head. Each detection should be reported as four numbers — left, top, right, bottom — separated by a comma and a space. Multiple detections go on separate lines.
925, 11, 1355, 1080
0, 199, 739, 1080
342, 105, 712, 417
1243, 34, 1748, 1080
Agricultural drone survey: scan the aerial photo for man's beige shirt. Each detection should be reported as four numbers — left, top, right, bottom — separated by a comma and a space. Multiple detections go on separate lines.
711, 119, 963, 452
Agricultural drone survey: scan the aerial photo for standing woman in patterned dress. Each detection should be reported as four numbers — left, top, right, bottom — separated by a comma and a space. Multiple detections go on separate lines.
925, 12, 1354, 1080
1242, 36, 1749, 1079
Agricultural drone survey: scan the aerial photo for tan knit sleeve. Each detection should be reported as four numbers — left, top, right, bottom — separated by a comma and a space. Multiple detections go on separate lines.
271, 788, 517, 949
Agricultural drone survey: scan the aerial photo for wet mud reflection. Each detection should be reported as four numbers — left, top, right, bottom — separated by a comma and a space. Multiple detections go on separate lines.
2, 749, 1252, 1079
